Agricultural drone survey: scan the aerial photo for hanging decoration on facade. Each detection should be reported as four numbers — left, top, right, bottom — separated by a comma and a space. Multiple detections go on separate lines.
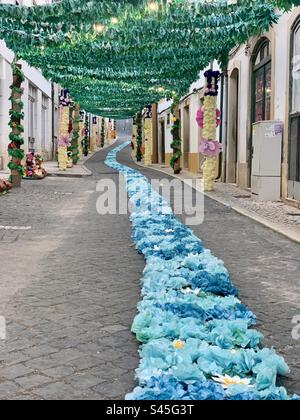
198, 70, 223, 192
170, 96, 182, 174
8, 62, 25, 187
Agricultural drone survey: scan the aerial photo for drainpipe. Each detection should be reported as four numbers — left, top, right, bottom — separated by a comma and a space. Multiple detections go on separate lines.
51, 82, 55, 161
217, 72, 224, 179
221, 69, 229, 182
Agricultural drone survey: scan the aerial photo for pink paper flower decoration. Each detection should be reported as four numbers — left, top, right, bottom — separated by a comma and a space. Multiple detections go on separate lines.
58, 135, 71, 147
196, 108, 222, 128
200, 139, 222, 157
196, 107, 205, 128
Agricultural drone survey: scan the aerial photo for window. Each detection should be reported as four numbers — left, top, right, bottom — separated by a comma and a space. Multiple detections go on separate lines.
167, 113, 170, 126
253, 40, 272, 122
292, 21, 300, 113
41, 95, 49, 152
28, 84, 37, 153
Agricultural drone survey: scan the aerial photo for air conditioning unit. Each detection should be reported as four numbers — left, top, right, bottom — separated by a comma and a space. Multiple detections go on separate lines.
251, 121, 283, 201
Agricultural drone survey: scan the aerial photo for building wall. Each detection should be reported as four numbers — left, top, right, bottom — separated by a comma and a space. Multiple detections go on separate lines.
156, 7, 300, 206
0, 0, 58, 169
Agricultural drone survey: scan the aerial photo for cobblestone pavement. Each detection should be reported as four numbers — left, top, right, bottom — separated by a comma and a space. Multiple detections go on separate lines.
118, 145, 300, 395
0, 140, 143, 400
0, 140, 299, 400
210, 182, 300, 228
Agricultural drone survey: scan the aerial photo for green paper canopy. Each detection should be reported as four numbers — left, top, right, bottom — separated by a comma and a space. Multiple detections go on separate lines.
0, 0, 298, 118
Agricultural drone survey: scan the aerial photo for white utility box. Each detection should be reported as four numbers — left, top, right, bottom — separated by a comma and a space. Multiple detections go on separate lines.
251, 121, 283, 201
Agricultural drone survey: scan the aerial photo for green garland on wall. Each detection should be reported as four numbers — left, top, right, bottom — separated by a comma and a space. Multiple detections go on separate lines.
82, 114, 89, 156
8, 63, 25, 186
170, 96, 182, 174
136, 112, 143, 162
71, 103, 80, 164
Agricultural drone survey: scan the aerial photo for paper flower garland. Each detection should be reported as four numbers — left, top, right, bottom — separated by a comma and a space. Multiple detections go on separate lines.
8, 63, 25, 186
196, 107, 221, 129
0, 1, 283, 118
71, 104, 80, 164
170, 96, 182, 174
58, 106, 70, 171
144, 118, 152, 166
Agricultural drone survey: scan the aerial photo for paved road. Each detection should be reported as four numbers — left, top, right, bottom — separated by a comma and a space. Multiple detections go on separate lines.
0, 140, 143, 400
0, 140, 299, 400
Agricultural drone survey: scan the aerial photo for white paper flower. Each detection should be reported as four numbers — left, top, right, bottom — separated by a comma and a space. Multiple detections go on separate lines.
212, 374, 253, 389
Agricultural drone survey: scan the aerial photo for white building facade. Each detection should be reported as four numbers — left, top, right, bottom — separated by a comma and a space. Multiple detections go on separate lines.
157, 6, 300, 207
0, 0, 59, 171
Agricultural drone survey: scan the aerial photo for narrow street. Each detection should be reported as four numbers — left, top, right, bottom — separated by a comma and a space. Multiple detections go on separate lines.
0, 140, 299, 399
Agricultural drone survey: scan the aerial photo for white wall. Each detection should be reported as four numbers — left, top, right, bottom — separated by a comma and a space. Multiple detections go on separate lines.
0, 40, 54, 167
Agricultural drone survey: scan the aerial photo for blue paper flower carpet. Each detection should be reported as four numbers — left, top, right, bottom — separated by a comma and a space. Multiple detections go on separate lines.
105, 142, 299, 401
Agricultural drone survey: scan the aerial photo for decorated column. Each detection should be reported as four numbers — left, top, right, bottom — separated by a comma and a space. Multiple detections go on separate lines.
170, 96, 182, 175
136, 112, 143, 162
101, 117, 105, 148
58, 91, 71, 171
144, 105, 152, 166
82, 114, 89, 156
8, 62, 25, 187
78, 111, 85, 157
90, 116, 97, 152
71, 103, 80, 164
197, 70, 222, 192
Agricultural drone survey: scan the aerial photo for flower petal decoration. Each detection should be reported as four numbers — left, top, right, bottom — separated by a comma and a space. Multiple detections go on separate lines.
105, 142, 297, 401
200, 139, 223, 157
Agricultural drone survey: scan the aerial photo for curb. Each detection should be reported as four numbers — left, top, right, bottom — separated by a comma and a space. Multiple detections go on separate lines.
135, 161, 300, 245
47, 170, 92, 179
45, 141, 117, 178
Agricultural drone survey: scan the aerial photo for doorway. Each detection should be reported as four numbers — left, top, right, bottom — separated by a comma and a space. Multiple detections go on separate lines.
160, 119, 165, 164
227, 68, 239, 183
250, 39, 272, 185
288, 18, 300, 200
183, 105, 190, 169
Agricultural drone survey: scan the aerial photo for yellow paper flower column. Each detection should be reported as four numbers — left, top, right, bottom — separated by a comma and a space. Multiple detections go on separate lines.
200, 70, 222, 192
58, 106, 70, 171
202, 94, 218, 192
78, 118, 85, 158
144, 117, 152, 166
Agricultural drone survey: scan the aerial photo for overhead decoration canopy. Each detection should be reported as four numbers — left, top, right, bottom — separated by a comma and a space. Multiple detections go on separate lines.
0, 0, 298, 118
